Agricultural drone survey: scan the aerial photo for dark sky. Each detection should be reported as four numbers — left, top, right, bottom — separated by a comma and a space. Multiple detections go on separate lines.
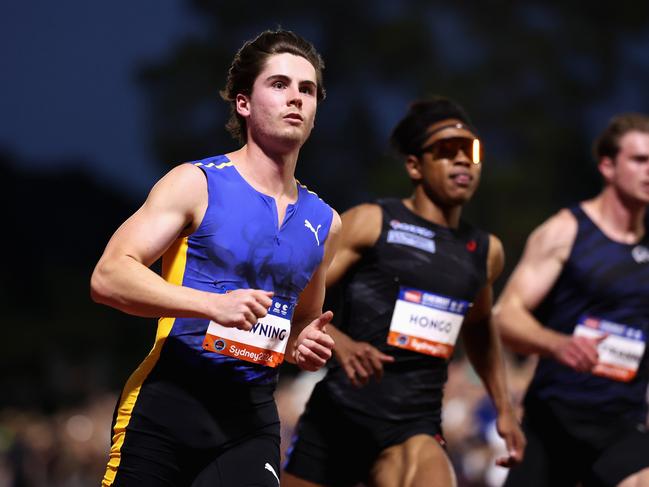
1, 0, 201, 197
4, 2, 649, 201
3, 0, 649, 412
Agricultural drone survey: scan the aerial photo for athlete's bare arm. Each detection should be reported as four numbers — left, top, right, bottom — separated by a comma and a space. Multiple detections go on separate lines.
325, 203, 381, 286
286, 210, 342, 371
323, 204, 395, 385
493, 209, 602, 371
90, 164, 273, 330
460, 234, 525, 467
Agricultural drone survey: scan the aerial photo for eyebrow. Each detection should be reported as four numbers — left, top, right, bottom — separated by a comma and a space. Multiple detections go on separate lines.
265, 74, 317, 89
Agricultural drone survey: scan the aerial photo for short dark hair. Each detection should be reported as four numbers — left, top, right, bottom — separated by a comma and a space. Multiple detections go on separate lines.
593, 113, 649, 161
220, 29, 326, 143
390, 96, 475, 156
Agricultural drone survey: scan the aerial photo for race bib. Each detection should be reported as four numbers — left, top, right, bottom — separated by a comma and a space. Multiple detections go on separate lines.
573, 315, 646, 382
387, 286, 470, 359
202, 297, 293, 368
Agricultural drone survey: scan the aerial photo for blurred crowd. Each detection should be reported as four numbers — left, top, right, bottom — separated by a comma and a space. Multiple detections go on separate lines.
0, 354, 536, 487
0, 393, 115, 487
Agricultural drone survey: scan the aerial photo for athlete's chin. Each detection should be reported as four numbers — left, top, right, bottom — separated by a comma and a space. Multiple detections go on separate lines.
445, 188, 476, 205
273, 128, 310, 147
623, 189, 649, 207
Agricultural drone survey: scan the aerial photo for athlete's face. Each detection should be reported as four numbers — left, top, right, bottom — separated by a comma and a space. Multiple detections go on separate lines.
236, 53, 318, 151
406, 119, 482, 207
600, 131, 649, 206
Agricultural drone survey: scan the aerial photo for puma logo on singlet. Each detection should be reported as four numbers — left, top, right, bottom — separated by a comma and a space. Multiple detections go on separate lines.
264, 463, 279, 485
304, 219, 322, 246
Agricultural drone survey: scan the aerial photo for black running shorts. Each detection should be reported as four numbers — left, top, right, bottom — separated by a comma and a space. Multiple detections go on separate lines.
283, 382, 444, 487
504, 397, 649, 487
104, 379, 281, 487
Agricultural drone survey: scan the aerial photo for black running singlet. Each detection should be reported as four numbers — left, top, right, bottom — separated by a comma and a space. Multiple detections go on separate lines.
323, 198, 490, 422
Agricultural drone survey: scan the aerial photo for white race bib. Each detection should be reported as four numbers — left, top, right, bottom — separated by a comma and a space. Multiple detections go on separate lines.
573, 315, 646, 382
202, 297, 293, 368
387, 286, 470, 359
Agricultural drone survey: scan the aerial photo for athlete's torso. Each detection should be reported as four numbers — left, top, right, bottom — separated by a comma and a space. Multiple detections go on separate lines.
323, 198, 489, 421
528, 205, 649, 420
144, 155, 334, 393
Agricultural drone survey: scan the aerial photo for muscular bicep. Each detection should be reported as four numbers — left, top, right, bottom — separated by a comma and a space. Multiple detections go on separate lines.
98, 164, 207, 267
325, 204, 381, 287
499, 210, 577, 312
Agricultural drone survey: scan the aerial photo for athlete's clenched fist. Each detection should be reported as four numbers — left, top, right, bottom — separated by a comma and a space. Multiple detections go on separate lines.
210, 289, 274, 330
293, 311, 335, 371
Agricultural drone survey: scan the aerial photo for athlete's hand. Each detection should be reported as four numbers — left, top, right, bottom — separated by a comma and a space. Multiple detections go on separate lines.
553, 334, 606, 372
332, 332, 394, 387
294, 311, 335, 371
210, 289, 273, 331
494, 407, 526, 468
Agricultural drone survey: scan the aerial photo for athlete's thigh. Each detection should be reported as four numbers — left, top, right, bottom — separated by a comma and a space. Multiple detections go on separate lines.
369, 434, 456, 487
106, 425, 184, 487
590, 427, 649, 487
192, 433, 281, 487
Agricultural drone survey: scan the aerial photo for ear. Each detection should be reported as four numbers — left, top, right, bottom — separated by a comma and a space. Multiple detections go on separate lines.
235, 93, 250, 118
405, 155, 423, 181
598, 156, 615, 183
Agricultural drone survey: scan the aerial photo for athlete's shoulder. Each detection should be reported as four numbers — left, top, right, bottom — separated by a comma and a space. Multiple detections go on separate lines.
524, 208, 578, 264
531, 208, 578, 246
341, 202, 382, 228
150, 162, 207, 200
191, 154, 234, 171
296, 180, 334, 210
327, 209, 342, 241
338, 203, 382, 250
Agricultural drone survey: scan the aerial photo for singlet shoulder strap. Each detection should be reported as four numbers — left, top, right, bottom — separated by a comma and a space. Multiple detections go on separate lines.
375, 197, 403, 213
568, 204, 587, 220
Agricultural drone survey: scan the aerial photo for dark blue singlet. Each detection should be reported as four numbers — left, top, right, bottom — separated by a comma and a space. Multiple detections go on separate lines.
527, 205, 649, 421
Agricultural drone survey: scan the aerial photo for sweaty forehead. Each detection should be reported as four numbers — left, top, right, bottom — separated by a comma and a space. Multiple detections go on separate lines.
259, 52, 317, 83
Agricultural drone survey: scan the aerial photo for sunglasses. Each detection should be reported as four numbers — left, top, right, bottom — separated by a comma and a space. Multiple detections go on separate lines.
420, 137, 482, 164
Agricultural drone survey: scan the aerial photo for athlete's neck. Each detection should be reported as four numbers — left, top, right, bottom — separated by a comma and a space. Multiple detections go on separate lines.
403, 191, 462, 229
583, 189, 647, 244
227, 143, 299, 200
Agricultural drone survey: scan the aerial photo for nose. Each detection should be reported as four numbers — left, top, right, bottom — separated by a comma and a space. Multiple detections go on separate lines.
453, 149, 471, 166
288, 87, 303, 109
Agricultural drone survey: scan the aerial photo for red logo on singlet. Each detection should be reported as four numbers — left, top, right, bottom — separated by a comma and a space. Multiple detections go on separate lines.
466, 240, 477, 252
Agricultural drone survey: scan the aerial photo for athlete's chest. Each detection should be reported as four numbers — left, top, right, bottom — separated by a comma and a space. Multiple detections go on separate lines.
567, 238, 649, 307
374, 220, 486, 301
211, 200, 322, 261
189, 185, 329, 293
